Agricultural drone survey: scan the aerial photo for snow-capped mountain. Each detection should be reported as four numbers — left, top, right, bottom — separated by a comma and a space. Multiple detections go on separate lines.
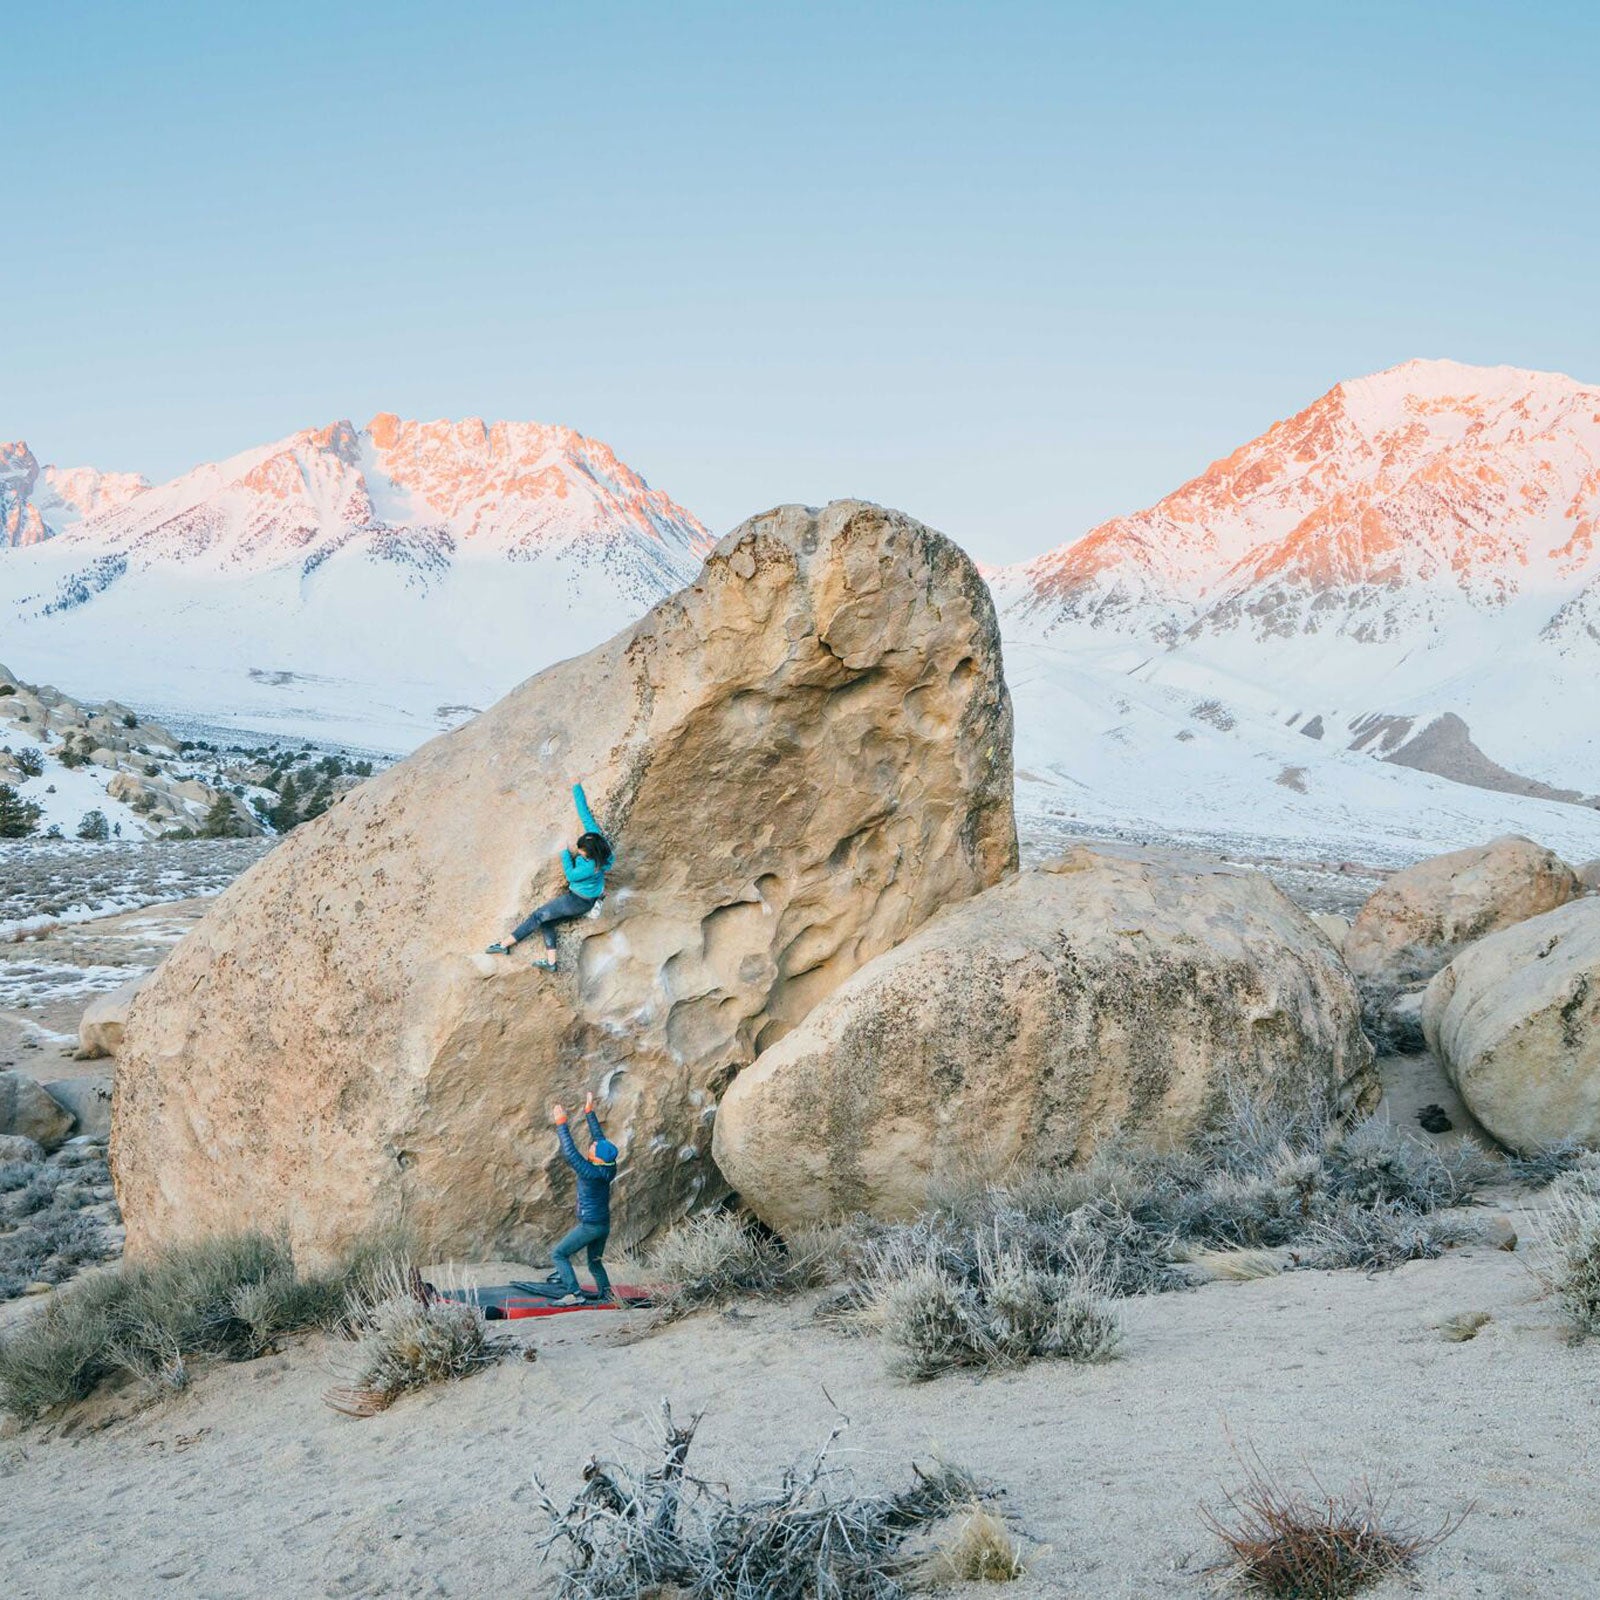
1, 442, 149, 547
999, 359, 1600, 805
0, 416, 711, 748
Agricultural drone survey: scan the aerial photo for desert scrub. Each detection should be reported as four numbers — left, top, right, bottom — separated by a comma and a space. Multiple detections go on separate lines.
869, 1239, 1120, 1381
1501, 1139, 1591, 1189
535, 1400, 995, 1600
647, 1211, 839, 1315
1203, 1451, 1463, 1597
1536, 1184, 1600, 1338
0, 1146, 119, 1300
0, 1227, 407, 1418
325, 1270, 505, 1417
1294, 1203, 1484, 1273
926, 1503, 1026, 1583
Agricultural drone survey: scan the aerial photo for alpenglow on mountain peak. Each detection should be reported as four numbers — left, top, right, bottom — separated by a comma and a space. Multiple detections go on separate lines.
1002, 356, 1600, 636
9, 411, 713, 575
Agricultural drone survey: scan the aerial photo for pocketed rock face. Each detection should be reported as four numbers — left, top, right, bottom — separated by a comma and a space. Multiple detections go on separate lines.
1422, 898, 1600, 1154
113, 501, 1016, 1262
713, 848, 1377, 1230
1345, 835, 1581, 991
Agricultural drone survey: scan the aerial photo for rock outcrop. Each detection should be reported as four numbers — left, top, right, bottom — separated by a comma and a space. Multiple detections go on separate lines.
1345, 836, 1581, 992
113, 501, 1017, 1262
1423, 899, 1600, 1153
713, 848, 1377, 1230
1578, 860, 1600, 894
76, 978, 146, 1060
0, 1072, 75, 1152
43, 1076, 114, 1140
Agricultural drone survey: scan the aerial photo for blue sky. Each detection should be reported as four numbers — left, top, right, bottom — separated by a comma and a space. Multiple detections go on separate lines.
6, 1, 1597, 562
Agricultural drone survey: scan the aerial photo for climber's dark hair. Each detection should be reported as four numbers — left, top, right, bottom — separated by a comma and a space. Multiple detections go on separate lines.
577, 831, 613, 869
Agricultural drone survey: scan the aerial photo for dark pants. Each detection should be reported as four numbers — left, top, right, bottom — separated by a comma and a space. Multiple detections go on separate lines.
513, 891, 597, 951
552, 1220, 612, 1297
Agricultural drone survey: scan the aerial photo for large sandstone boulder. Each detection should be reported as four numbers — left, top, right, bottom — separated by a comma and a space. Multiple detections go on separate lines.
1422, 898, 1600, 1154
1345, 836, 1581, 993
713, 848, 1378, 1230
76, 977, 147, 1060
113, 501, 1016, 1262
0, 1072, 75, 1152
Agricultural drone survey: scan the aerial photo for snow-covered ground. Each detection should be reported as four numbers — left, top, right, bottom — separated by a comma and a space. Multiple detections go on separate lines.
0, 840, 271, 935
1008, 638, 1600, 870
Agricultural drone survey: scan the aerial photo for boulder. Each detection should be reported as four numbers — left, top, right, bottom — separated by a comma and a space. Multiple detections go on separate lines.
0, 1071, 75, 1151
42, 1077, 114, 1140
1423, 898, 1600, 1154
113, 501, 1017, 1263
76, 977, 147, 1060
1310, 912, 1351, 952
1578, 860, 1600, 894
1345, 836, 1581, 992
0, 1133, 45, 1164
713, 848, 1378, 1230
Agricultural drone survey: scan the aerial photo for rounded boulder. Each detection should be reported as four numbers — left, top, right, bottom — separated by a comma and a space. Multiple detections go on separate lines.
1422, 897, 1600, 1154
713, 847, 1378, 1230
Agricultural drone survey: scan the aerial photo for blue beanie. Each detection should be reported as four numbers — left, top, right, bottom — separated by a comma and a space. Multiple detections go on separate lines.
594, 1139, 619, 1165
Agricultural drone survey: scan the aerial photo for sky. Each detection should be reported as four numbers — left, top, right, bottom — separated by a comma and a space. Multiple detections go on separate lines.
5, 0, 1598, 564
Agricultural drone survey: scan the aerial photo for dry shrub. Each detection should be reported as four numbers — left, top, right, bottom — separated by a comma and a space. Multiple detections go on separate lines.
1294, 1203, 1482, 1273
647, 1212, 838, 1315
1203, 1453, 1463, 1597
925, 1503, 1025, 1582
0, 1227, 411, 1419
1536, 1184, 1600, 1338
869, 1237, 1120, 1381
324, 1263, 505, 1416
1501, 1139, 1590, 1189
1187, 1247, 1285, 1283
535, 1400, 992, 1600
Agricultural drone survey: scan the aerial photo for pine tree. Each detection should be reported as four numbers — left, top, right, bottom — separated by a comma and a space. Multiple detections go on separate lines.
0, 784, 43, 838
199, 795, 240, 838
268, 773, 300, 833
76, 809, 110, 841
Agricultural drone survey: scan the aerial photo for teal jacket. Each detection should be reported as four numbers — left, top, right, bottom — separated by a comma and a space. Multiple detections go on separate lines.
562, 784, 612, 899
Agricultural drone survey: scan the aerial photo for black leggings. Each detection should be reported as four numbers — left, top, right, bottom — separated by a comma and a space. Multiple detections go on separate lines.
513, 892, 598, 950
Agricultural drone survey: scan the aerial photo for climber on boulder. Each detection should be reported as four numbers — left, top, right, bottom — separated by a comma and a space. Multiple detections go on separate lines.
548, 1092, 618, 1304
487, 782, 614, 971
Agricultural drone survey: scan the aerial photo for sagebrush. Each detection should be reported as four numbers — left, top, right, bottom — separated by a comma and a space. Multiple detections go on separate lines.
0, 1227, 409, 1418
1537, 1182, 1600, 1338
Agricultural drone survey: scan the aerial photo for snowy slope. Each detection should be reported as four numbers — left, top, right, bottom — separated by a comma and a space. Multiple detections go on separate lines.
999, 360, 1600, 797
0, 416, 711, 749
1008, 638, 1600, 868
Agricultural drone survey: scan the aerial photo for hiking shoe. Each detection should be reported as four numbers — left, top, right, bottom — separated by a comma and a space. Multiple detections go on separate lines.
533, 955, 558, 972
485, 941, 512, 955
556, 1293, 584, 1306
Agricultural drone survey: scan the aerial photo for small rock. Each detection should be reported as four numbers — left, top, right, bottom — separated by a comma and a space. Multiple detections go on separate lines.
22, 1282, 52, 1297
0, 1133, 45, 1163
42, 1077, 113, 1141
0, 1071, 75, 1151
1416, 1104, 1454, 1134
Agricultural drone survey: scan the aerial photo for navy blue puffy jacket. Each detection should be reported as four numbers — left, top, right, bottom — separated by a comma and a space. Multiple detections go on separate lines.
557, 1111, 617, 1224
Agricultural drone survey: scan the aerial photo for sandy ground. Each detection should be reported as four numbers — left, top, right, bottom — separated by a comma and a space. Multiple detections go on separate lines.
2, 1203, 1595, 1600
